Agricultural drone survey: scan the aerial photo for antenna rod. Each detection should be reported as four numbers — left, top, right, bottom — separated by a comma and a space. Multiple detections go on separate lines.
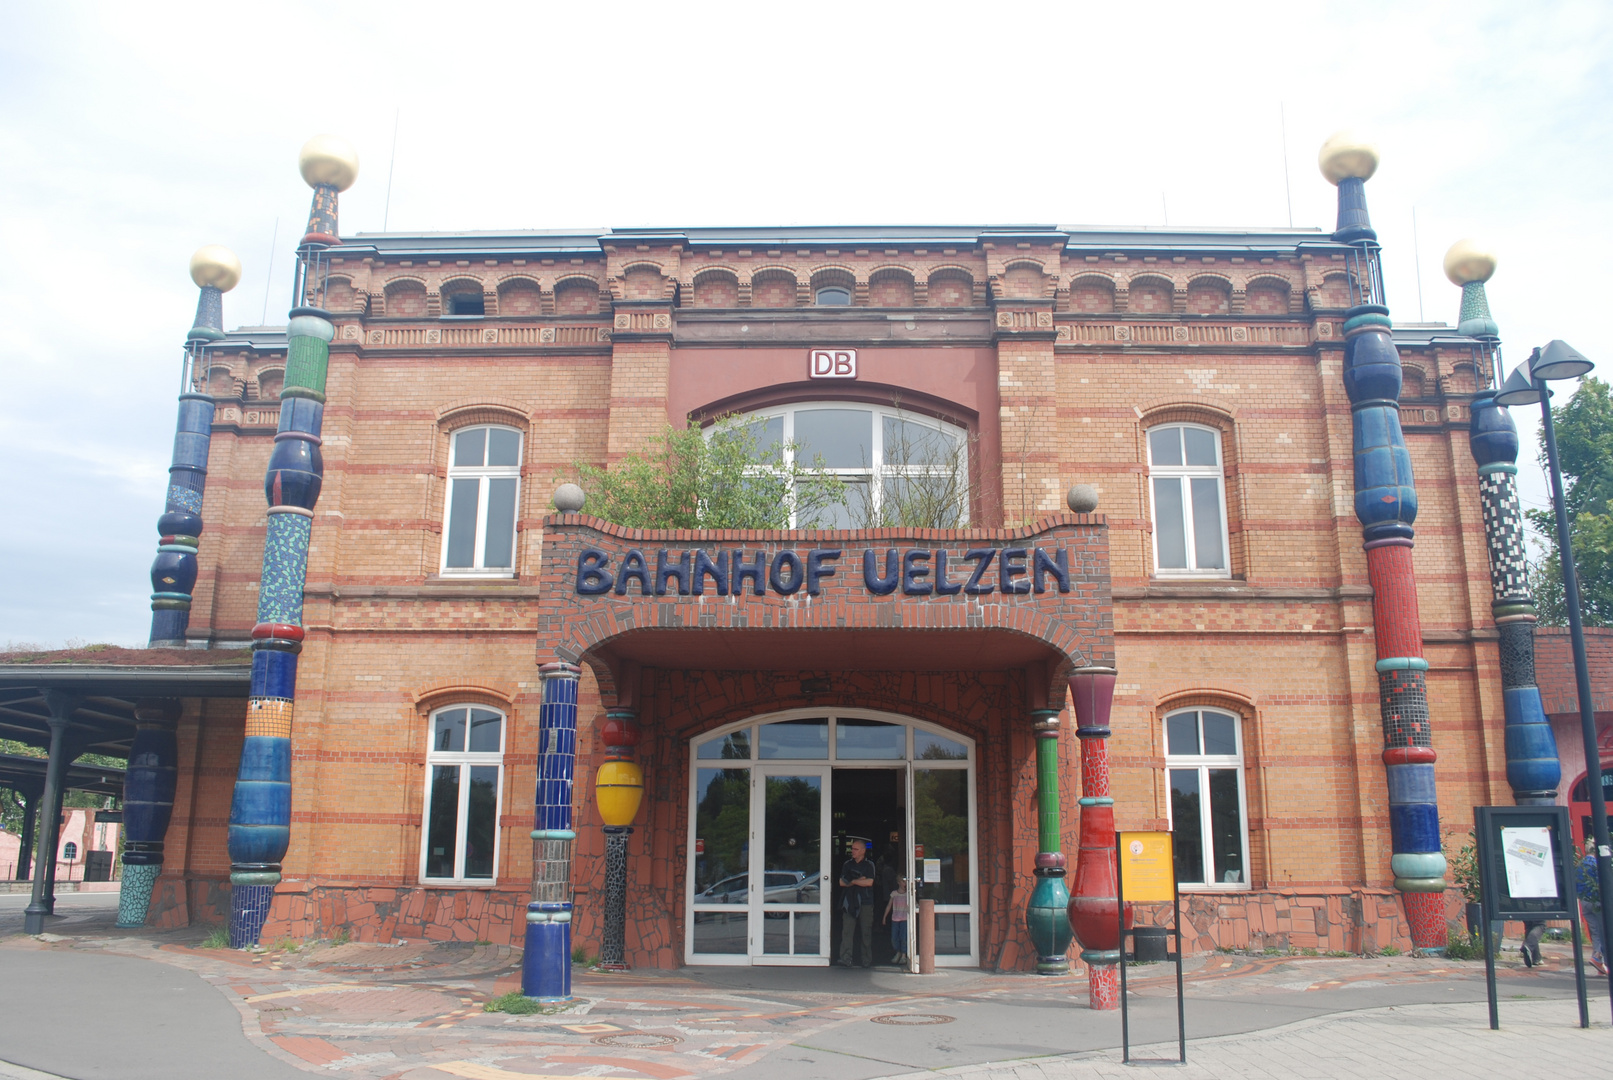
1412, 206, 1425, 322
260, 217, 278, 325
383, 109, 400, 231
1280, 103, 1293, 227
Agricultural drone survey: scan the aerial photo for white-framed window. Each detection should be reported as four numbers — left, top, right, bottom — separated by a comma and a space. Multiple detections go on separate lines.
1163, 708, 1248, 889
736, 403, 969, 529
441, 425, 522, 575
815, 285, 852, 306
1147, 423, 1230, 576
421, 705, 505, 883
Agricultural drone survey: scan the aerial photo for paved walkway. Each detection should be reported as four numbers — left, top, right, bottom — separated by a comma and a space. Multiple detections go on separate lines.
1, 898, 1608, 1079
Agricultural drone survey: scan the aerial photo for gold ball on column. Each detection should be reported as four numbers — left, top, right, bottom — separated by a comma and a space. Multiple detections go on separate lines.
189, 245, 242, 291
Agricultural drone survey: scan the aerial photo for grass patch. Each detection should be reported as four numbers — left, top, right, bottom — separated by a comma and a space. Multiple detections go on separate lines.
200, 925, 230, 949
330, 928, 351, 946
571, 946, 597, 966
1325, 950, 1353, 958
1379, 944, 1401, 956
484, 990, 544, 1015
272, 936, 300, 953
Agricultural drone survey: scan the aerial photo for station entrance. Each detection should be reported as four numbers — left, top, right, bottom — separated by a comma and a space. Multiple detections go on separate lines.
686, 709, 978, 966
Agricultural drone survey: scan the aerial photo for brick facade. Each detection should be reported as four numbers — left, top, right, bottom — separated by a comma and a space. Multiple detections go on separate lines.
153, 224, 1515, 964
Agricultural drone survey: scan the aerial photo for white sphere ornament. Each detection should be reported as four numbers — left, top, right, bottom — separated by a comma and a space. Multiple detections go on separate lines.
552, 483, 586, 513
189, 245, 242, 291
1067, 484, 1100, 514
1318, 131, 1380, 185
1443, 239, 1498, 286
298, 134, 360, 192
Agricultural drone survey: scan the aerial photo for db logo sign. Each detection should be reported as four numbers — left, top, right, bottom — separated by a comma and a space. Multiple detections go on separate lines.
809, 349, 857, 379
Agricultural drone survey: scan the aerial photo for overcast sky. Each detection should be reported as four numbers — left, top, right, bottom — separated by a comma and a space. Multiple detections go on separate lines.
2, 1, 1609, 648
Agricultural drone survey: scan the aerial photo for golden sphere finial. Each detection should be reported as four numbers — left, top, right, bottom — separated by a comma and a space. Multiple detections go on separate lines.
298, 134, 359, 192
1318, 131, 1380, 185
1443, 239, 1498, 286
189, 245, 242, 291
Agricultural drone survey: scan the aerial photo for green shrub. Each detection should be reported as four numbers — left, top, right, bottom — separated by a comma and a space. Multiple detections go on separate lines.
200, 925, 229, 949
1444, 925, 1485, 961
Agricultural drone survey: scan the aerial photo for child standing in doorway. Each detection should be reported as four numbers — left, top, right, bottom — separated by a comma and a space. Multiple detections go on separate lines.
884, 876, 910, 965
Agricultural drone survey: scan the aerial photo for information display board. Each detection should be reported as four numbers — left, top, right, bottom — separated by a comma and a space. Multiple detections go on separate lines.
1118, 832, 1175, 903
1471, 805, 1589, 1031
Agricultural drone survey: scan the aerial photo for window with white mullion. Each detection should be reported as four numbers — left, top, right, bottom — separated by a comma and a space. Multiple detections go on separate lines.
736, 403, 966, 529
441, 425, 522, 575
1163, 708, 1248, 888
1147, 423, 1229, 577
422, 705, 506, 883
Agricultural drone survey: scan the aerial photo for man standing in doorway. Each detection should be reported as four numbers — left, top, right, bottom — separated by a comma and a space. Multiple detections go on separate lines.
838, 836, 876, 967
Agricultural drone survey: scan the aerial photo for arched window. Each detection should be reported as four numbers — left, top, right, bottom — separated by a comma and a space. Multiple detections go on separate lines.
735, 403, 968, 529
62, 841, 78, 861
1146, 423, 1229, 576
421, 705, 506, 882
1164, 708, 1248, 888
441, 425, 522, 575
815, 286, 852, 306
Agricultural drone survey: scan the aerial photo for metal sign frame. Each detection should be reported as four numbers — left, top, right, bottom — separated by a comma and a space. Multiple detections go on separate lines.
1472, 805, 1589, 1029
1115, 830, 1186, 1065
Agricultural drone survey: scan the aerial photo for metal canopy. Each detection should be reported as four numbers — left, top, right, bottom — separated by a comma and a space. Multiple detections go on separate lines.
0, 752, 125, 798
0, 664, 251, 757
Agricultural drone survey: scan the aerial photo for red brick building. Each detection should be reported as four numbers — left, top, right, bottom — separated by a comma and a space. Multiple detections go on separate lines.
127, 222, 1547, 967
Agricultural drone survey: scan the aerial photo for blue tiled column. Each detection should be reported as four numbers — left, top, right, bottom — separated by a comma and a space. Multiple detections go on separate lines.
524, 661, 580, 1000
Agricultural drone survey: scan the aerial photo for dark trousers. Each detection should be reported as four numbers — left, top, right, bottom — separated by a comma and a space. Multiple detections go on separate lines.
839, 902, 874, 965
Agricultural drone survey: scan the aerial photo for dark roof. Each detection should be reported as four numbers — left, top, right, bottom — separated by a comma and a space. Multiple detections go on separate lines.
332, 223, 1337, 260
1536, 627, 1613, 716
0, 653, 251, 758
0, 753, 125, 798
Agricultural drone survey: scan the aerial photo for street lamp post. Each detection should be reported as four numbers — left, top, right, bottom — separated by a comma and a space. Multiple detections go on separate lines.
1495, 340, 1613, 1013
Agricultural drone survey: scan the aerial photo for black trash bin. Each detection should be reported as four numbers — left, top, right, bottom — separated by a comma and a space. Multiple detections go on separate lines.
1131, 926, 1170, 962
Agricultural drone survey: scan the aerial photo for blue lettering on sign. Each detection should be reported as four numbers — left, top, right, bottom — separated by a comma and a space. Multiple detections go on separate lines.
577, 547, 1072, 597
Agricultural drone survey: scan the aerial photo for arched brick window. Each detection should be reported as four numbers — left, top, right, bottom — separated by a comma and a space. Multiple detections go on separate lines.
421, 704, 505, 882
1146, 423, 1230, 576
440, 424, 522, 575
1163, 707, 1248, 888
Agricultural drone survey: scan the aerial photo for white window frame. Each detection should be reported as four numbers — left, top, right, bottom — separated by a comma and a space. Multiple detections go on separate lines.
1146, 422, 1231, 578
439, 424, 522, 577
814, 285, 852, 306
731, 403, 969, 528
1162, 707, 1250, 892
686, 709, 978, 968
419, 704, 506, 885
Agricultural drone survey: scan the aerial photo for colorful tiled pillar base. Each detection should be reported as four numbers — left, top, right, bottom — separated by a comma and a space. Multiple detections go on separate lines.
523, 904, 572, 1001
116, 863, 161, 928
230, 882, 274, 948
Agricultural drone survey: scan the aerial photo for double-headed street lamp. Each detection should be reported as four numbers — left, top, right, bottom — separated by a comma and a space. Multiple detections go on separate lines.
1494, 340, 1613, 1004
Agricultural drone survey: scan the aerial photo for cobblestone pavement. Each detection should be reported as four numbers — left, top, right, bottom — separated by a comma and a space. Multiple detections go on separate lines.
2, 909, 1609, 1079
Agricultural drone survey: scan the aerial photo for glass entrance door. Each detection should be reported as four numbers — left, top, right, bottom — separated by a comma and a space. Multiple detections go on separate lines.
752, 766, 829, 964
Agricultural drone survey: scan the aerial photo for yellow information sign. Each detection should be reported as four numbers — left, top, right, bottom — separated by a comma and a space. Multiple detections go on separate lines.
1117, 831, 1176, 903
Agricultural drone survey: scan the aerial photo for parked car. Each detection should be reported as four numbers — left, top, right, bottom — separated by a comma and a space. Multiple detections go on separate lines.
695, 870, 820, 904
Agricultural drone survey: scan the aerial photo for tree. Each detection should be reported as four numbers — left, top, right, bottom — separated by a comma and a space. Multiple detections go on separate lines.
574, 417, 843, 530
1527, 377, 1613, 627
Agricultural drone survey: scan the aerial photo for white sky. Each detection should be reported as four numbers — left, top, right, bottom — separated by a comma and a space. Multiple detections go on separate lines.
2, 0, 1609, 647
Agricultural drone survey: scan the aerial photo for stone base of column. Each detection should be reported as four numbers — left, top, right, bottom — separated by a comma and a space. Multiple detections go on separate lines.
523, 903, 573, 1000
117, 863, 162, 928
230, 881, 275, 948
1403, 890, 1448, 953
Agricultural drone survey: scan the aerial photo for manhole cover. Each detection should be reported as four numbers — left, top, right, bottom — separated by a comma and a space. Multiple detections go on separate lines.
871, 1013, 955, 1026
593, 1032, 681, 1048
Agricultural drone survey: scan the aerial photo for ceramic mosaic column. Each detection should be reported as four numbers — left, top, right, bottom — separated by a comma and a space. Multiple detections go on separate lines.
1066, 667, 1121, 1009
1449, 242, 1561, 806
226, 135, 357, 948
595, 708, 643, 971
1025, 707, 1073, 974
149, 247, 241, 648
1321, 134, 1447, 951
117, 699, 180, 927
525, 661, 580, 1000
